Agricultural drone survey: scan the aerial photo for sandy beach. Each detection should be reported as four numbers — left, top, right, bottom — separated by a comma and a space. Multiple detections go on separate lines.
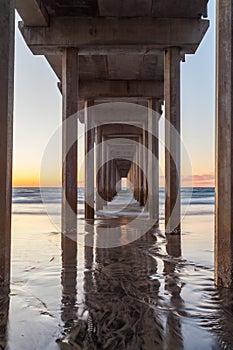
0, 187, 231, 349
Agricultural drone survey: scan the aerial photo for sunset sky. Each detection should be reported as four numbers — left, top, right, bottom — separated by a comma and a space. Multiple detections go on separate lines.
13, 0, 215, 188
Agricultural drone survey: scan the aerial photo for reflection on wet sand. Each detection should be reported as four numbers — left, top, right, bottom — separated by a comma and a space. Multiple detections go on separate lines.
164, 235, 183, 350
60, 217, 186, 349
61, 234, 78, 335
0, 287, 9, 350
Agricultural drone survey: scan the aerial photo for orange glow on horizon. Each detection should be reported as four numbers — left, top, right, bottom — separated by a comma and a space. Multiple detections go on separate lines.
13, 172, 214, 188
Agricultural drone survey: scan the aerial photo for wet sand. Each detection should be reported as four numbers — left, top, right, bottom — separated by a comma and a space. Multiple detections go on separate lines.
1, 192, 233, 349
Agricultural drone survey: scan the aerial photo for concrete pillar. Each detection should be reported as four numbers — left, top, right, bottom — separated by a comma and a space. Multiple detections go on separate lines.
112, 160, 117, 197
95, 126, 104, 211
132, 161, 137, 199
164, 47, 181, 234
102, 136, 108, 202
61, 48, 78, 276
135, 145, 140, 202
106, 146, 110, 201
148, 99, 160, 223
139, 135, 144, 206
143, 126, 148, 208
215, 0, 233, 287
127, 165, 132, 192
0, 0, 14, 288
85, 100, 95, 219
116, 168, 121, 193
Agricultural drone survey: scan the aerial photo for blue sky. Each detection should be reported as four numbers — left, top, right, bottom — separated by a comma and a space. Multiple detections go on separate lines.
13, 0, 215, 187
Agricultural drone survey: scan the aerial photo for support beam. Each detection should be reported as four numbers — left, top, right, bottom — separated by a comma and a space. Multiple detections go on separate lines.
164, 47, 181, 234
19, 17, 209, 55
62, 48, 79, 235
85, 100, 95, 219
0, 0, 15, 288
215, 0, 233, 288
16, 0, 49, 26
79, 80, 164, 99
148, 99, 160, 223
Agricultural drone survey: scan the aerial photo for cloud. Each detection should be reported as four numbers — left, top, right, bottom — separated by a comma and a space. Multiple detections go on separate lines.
182, 173, 214, 187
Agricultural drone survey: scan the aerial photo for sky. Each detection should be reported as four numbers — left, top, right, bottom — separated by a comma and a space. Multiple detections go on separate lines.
13, 0, 215, 188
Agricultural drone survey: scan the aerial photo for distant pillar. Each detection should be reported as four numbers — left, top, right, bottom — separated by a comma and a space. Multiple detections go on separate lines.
127, 165, 132, 192
85, 100, 95, 219
135, 144, 140, 202
148, 99, 160, 223
132, 162, 136, 196
0, 0, 14, 288
164, 47, 181, 234
215, 0, 233, 287
116, 168, 121, 193
139, 136, 144, 206
112, 160, 117, 197
106, 146, 111, 201
61, 48, 78, 271
96, 126, 104, 211
102, 136, 108, 203
143, 126, 148, 208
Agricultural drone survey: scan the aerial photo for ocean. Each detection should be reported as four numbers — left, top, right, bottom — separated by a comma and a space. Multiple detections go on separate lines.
3, 187, 233, 349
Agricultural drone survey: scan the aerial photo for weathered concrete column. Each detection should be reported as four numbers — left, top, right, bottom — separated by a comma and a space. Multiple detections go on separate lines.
139, 136, 144, 206
95, 126, 104, 211
112, 160, 117, 197
110, 160, 115, 199
85, 100, 95, 219
164, 47, 181, 234
127, 165, 132, 192
0, 0, 15, 288
148, 99, 160, 223
132, 162, 137, 196
101, 135, 106, 202
215, 0, 233, 288
106, 146, 111, 201
116, 167, 121, 193
135, 145, 140, 202
143, 126, 148, 208
61, 48, 78, 273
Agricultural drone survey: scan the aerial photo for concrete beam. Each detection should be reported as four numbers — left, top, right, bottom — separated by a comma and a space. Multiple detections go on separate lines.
19, 17, 209, 55
79, 80, 164, 99
16, 0, 49, 26
0, 0, 15, 288
57, 80, 163, 105
100, 124, 142, 136
215, 0, 233, 288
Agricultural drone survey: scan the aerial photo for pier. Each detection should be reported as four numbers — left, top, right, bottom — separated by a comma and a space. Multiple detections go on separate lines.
1, 1, 233, 295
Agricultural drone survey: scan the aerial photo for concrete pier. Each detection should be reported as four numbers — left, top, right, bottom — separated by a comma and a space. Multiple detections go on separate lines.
164, 47, 181, 234
4, 0, 211, 288
0, 0, 14, 288
215, 0, 233, 288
